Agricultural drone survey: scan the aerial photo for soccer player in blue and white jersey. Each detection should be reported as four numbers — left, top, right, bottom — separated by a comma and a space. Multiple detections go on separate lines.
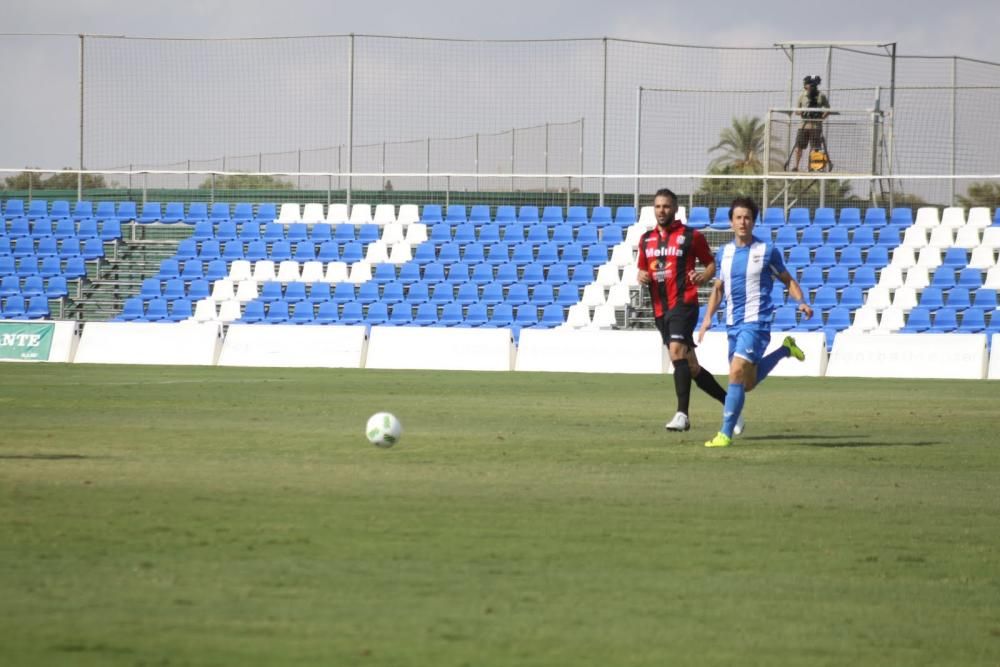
696, 196, 813, 448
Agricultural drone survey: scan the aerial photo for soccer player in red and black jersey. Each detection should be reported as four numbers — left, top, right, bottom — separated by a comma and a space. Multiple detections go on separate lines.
637, 188, 733, 433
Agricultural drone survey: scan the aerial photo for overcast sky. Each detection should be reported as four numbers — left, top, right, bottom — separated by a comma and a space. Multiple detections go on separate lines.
1, 0, 998, 175
4, 0, 999, 61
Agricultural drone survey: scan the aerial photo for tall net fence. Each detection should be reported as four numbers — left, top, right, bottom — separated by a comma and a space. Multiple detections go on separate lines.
0, 34, 997, 207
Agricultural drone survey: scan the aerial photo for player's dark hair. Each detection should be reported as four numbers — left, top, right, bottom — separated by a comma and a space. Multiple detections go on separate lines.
729, 196, 759, 223
653, 188, 677, 205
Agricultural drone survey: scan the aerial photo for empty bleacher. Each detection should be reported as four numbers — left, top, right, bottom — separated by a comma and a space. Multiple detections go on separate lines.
3, 197, 999, 352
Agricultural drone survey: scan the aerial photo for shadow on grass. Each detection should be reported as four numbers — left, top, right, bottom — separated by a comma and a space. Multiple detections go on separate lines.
0, 454, 90, 460
741, 435, 939, 448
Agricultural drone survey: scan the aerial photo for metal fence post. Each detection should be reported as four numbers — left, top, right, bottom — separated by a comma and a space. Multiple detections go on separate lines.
347, 34, 355, 208
78, 34, 85, 202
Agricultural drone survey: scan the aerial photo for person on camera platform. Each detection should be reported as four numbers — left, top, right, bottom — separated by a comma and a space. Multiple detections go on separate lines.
789, 75, 830, 172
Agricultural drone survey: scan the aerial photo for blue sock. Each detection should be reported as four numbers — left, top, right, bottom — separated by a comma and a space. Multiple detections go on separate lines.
756, 347, 789, 384
721, 383, 746, 437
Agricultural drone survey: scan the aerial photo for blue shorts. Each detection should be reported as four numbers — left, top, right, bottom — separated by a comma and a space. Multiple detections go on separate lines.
727, 323, 772, 365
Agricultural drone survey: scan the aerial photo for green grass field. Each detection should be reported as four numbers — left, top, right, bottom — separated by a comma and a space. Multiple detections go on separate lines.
2, 364, 999, 666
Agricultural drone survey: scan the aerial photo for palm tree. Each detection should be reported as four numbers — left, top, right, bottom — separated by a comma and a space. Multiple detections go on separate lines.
707, 116, 783, 174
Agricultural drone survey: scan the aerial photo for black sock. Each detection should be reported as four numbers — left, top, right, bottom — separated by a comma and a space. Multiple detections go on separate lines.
672, 358, 692, 415
694, 368, 729, 404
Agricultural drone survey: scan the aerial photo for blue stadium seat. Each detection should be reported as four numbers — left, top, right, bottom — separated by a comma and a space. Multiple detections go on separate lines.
945, 287, 971, 310
47, 276, 71, 299
232, 203, 254, 224
825, 265, 850, 290
812, 245, 837, 268
1, 255, 19, 277
798, 265, 825, 291
852, 266, 877, 290
494, 205, 516, 224
495, 262, 520, 285
526, 223, 550, 243
502, 222, 526, 243
774, 226, 798, 250
429, 283, 454, 305
36, 237, 58, 258
568, 264, 594, 286
259, 281, 283, 303
772, 305, 797, 330
253, 203, 278, 224
518, 206, 540, 224
283, 283, 307, 304
264, 300, 290, 324
210, 202, 231, 223
405, 281, 430, 304
941, 247, 968, 268
356, 281, 380, 305
785, 246, 811, 270
615, 207, 637, 225
138, 202, 163, 224
851, 227, 875, 247
158, 261, 182, 283
487, 303, 514, 327
429, 223, 453, 244
117, 296, 145, 322
444, 262, 471, 285
826, 307, 852, 330
799, 226, 824, 249
825, 226, 850, 249
286, 223, 309, 243
387, 303, 413, 326
0, 275, 20, 299
314, 301, 339, 325
71, 201, 93, 221
480, 282, 504, 305
420, 204, 443, 224
372, 262, 397, 285
687, 207, 710, 228
412, 243, 437, 264
521, 262, 546, 286
931, 267, 956, 289
484, 243, 510, 265
462, 302, 489, 327
446, 205, 467, 224
875, 227, 901, 247
590, 206, 612, 226
813, 208, 836, 228
188, 278, 210, 301
797, 309, 824, 331
454, 223, 477, 244
542, 206, 564, 226
413, 302, 439, 326
239, 222, 263, 242
511, 242, 535, 264
839, 286, 864, 310
365, 301, 389, 326
25, 200, 48, 220
310, 223, 333, 243
546, 264, 571, 286
168, 298, 193, 322
144, 297, 170, 322
470, 262, 495, 285
787, 207, 811, 228
889, 208, 913, 228
864, 208, 887, 227
539, 303, 565, 327
262, 222, 285, 243
341, 241, 365, 264
455, 282, 480, 306
477, 223, 501, 244
395, 261, 421, 285
53, 218, 77, 240
16, 256, 40, 277
864, 246, 889, 268
567, 206, 588, 226
530, 283, 555, 307
333, 223, 356, 243
185, 202, 210, 223
813, 285, 839, 309
199, 239, 221, 261
505, 283, 530, 306
64, 256, 86, 279
957, 268, 983, 290
290, 301, 316, 325
438, 242, 462, 264
161, 202, 185, 224
514, 304, 539, 327
438, 302, 464, 326
205, 260, 227, 282
469, 205, 491, 224
331, 283, 356, 305
928, 307, 958, 333
972, 288, 998, 311
30, 219, 54, 239
422, 262, 446, 283
462, 242, 486, 264
762, 207, 785, 226
163, 278, 186, 300
306, 283, 332, 305
957, 308, 986, 333
340, 301, 364, 325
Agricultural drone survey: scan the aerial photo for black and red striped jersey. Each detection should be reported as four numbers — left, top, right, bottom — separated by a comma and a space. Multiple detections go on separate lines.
636, 221, 713, 316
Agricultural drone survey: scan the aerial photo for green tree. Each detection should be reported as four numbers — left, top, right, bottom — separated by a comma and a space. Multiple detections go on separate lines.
707, 116, 784, 174
956, 181, 1000, 209
198, 173, 293, 190
3, 169, 106, 190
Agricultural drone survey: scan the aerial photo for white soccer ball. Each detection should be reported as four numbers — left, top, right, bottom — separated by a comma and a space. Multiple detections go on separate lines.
366, 412, 402, 448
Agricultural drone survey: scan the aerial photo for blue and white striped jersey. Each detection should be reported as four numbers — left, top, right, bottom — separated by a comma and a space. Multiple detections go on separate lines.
716, 236, 788, 326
